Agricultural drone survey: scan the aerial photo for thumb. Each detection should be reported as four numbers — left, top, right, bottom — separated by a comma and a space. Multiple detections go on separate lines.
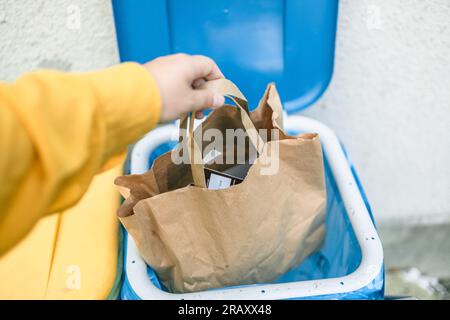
191, 89, 225, 111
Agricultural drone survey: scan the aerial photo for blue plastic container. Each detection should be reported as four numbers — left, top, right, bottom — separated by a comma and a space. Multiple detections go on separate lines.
112, 0, 338, 114
112, 0, 385, 299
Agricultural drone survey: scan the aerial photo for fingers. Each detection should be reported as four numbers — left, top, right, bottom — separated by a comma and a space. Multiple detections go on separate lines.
190, 55, 225, 81
195, 111, 205, 119
192, 78, 206, 89
189, 56, 224, 114
191, 88, 225, 111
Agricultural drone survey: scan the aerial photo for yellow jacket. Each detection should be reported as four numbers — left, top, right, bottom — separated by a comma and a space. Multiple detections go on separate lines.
0, 62, 161, 256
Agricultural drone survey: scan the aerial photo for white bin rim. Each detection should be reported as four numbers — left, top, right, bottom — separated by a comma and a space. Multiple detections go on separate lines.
123, 115, 384, 300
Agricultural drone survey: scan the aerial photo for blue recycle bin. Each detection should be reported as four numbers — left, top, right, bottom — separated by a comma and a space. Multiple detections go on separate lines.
112, 0, 385, 299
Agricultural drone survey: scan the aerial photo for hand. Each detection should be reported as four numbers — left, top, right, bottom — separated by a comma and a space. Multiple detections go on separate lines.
145, 53, 226, 122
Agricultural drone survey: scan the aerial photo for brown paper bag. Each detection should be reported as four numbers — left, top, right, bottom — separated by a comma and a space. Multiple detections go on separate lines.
115, 79, 326, 293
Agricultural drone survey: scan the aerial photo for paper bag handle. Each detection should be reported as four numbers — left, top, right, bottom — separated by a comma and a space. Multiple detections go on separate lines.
179, 79, 265, 187
178, 79, 251, 140
184, 114, 208, 187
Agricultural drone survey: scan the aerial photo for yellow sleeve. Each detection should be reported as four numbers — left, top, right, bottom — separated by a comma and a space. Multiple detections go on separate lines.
0, 62, 161, 255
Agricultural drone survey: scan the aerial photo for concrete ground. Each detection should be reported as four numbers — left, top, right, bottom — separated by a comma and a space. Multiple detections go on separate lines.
379, 223, 450, 300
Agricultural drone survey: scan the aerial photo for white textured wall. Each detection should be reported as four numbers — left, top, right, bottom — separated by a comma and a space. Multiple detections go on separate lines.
304, 0, 450, 224
0, 0, 119, 78
0, 0, 449, 225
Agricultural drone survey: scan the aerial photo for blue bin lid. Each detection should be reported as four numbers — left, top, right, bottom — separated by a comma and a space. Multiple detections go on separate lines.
112, 0, 338, 114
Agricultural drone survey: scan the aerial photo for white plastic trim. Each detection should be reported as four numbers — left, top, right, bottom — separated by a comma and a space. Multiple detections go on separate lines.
125, 116, 384, 300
